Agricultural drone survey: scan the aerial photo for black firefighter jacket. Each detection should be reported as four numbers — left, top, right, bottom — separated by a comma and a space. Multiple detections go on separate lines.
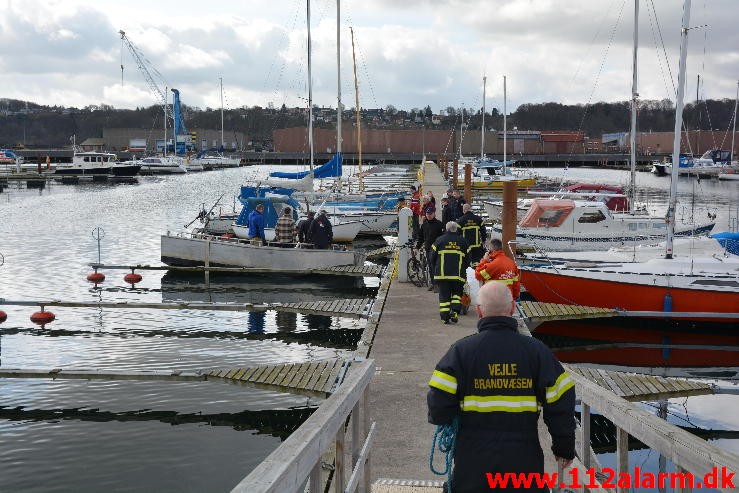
427, 316, 576, 492
429, 232, 469, 282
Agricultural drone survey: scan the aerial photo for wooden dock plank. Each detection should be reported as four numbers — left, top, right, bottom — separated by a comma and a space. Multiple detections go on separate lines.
295, 362, 323, 390
314, 360, 343, 393
304, 361, 330, 390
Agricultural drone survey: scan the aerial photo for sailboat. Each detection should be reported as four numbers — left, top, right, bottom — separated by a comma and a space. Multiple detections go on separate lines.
189, 78, 241, 170
455, 76, 537, 190
518, 0, 739, 327
160, 0, 364, 269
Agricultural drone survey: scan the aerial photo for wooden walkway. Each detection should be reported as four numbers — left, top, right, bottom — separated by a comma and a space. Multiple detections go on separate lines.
0, 297, 375, 319
518, 301, 617, 324
90, 263, 384, 277
0, 358, 348, 398
569, 366, 714, 401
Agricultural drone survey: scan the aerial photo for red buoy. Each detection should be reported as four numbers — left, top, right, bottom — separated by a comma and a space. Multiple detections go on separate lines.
124, 273, 143, 285
30, 310, 55, 326
87, 272, 106, 284
0, 310, 7, 323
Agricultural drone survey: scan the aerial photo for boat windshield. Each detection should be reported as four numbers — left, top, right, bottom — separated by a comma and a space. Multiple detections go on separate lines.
519, 199, 574, 228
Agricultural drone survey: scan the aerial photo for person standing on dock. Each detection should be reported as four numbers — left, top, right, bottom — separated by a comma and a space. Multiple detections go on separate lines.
297, 210, 315, 244
417, 207, 444, 292
427, 281, 576, 493
247, 203, 266, 245
309, 209, 333, 249
456, 203, 487, 266
429, 221, 469, 324
440, 197, 452, 230
449, 189, 466, 221
275, 206, 296, 245
409, 185, 422, 240
475, 238, 520, 300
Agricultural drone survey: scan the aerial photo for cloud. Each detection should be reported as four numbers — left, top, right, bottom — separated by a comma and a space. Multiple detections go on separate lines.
0, 0, 737, 113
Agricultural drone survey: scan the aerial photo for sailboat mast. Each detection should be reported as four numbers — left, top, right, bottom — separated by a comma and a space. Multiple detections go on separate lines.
666, 0, 692, 259
336, 0, 342, 155
220, 77, 225, 152
503, 75, 507, 174
350, 27, 363, 192
307, 0, 314, 171
163, 85, 168, 156
732, 80, 738, 163
481, 76, 486, 159
629, 0, 639, 214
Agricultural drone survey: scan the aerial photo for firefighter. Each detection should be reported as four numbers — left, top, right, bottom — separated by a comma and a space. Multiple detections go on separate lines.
427, 281, 576, 493
475, 238, 521, 300
456, 203, 487, 266
429, 221, 469, 324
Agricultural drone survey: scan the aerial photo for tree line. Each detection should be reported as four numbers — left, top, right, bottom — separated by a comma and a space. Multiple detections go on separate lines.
0, 97, 735, 149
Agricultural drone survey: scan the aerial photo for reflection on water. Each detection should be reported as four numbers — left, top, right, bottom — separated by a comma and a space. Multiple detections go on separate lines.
0, 168, 382, 491
534, 319, 739, 378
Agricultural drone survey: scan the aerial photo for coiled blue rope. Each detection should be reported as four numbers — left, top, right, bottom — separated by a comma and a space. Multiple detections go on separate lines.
429, 416, 459, 491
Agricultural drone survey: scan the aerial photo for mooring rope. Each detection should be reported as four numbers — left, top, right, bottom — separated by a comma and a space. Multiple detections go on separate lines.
429, 416, 459, 492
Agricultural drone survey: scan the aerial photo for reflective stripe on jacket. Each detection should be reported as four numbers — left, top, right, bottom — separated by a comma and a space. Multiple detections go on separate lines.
429, 232, 469, 282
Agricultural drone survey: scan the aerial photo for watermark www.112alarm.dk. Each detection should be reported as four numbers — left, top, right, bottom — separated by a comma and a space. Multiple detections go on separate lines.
484, 466, 735, 490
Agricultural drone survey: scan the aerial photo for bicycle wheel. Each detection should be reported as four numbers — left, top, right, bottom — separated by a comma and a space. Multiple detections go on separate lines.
407, 258, 425, 287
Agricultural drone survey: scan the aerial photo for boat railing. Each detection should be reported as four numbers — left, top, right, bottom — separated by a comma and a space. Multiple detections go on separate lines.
571, 370, 739, 493
230, 358, 376, 493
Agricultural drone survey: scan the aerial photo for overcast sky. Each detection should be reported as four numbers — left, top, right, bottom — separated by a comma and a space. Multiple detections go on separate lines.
1, 0, 737, 114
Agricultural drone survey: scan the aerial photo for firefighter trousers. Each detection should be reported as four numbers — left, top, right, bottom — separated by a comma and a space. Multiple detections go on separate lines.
437, 280, 464, 321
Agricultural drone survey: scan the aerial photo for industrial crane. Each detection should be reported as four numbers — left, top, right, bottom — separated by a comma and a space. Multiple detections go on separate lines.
119, 30, 191, 154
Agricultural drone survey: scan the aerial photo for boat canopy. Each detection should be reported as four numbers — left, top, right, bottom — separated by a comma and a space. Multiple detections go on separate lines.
270, 153, 342, 179
519, 199, 575, 228
563, 183, 629, 211
710, 231, 739, 255
235, 190, 301, 227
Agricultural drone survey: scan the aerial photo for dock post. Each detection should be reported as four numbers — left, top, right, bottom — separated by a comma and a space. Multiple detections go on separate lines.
616, 427, 629, 493
362, 385, 371, 493
464, 162, 472, 204
452, 158, 459, 188
502, 181, 518, 259
397, 208, 412, 282
335, 429, 345, 492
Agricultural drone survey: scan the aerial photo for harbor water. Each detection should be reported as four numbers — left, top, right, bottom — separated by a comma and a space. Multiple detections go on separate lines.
0, 164, 737, 491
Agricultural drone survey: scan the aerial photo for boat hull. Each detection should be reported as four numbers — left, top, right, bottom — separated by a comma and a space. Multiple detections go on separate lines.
161, 233, 362, 269
520, 267, 739, 321
455, 177, 537, 190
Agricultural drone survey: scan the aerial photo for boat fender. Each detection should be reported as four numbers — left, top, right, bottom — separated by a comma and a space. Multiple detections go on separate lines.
220, 233, 235, 239
663, 292, 673, 312
0, 310, 7, 323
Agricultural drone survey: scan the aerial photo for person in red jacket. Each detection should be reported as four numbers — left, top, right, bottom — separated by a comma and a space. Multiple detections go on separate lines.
409, 185, 422, 240
474, 238, 520, 299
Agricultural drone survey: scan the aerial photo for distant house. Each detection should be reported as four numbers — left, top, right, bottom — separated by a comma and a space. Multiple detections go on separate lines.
540, 131, 585, 154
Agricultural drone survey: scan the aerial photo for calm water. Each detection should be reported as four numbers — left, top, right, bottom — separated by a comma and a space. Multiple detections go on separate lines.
0, 166, 382, 492
0, 165, 737, 492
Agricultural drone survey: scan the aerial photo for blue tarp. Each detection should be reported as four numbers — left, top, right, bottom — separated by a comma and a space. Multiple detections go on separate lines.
710, 232, 739, 255
235, 187, 301, 226
270, 153, 342, 179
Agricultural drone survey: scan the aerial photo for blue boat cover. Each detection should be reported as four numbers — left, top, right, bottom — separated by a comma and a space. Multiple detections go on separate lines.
710, 232, 739, 255
270, 153, 342, 179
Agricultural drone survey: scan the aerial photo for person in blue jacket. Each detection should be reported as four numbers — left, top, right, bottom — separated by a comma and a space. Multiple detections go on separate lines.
248, 203, 266, 244
428, 281, 576, 492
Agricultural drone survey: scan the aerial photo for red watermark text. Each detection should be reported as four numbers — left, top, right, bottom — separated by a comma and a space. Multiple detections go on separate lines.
485, 466, 735, 489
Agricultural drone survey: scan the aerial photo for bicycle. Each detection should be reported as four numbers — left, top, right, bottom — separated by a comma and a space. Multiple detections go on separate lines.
403, 240, 429, 288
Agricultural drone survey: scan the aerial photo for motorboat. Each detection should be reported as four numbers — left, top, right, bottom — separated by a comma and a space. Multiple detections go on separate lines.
161, 231, 363, 270
53, 150, 140, 179
495, 198, 714, 251
135, 156, 187, 174
483, 183, 629, 223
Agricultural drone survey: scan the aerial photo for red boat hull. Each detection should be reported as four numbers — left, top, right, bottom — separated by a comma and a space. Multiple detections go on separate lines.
521, 269, 739, 315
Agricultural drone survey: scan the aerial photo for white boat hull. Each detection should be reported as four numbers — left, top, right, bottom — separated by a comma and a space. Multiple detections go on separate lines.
232, 219, 362, 243
161, 233, 362, 269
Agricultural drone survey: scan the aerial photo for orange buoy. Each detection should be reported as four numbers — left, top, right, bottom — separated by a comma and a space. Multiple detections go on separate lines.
30, 310, 55, 326
87, 272, 106, 284
124, 272, 143, 285
0, 310, 7, 323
